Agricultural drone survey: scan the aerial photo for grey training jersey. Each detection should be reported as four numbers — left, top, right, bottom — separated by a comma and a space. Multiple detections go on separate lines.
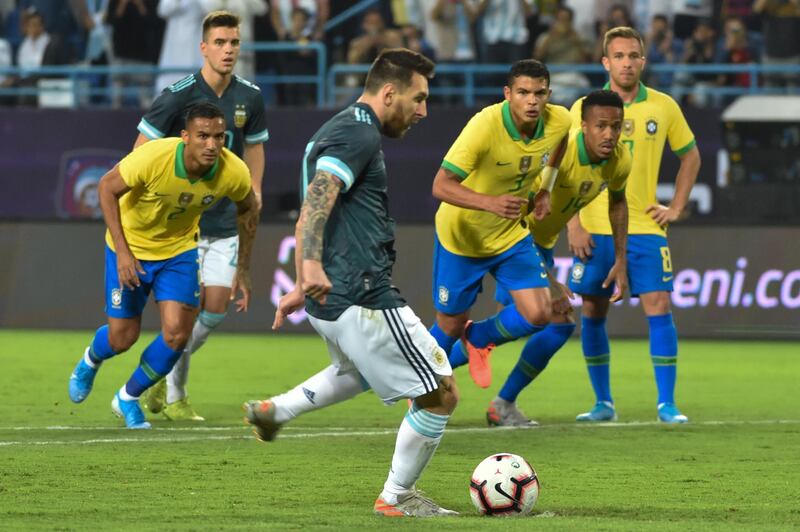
138, 72, 269, 238
302, 102, 406, 320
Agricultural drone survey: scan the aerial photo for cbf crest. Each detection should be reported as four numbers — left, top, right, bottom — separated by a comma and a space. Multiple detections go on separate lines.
623, 119, 634, 136
234, 104, 248, 128
202, 194, 215, 206
540, 151, 550, 168
519, 156, 532, 174
646, 118, 658, 135
179, 192, 194, 206
579, 181, 593, 196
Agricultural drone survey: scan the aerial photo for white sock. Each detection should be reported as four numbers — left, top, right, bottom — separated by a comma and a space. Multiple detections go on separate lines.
118, 385, 137, 401
83, 348, 99, 369
380, 406, 450, 504
166, 311, 226, 403
271, 365, 365, 424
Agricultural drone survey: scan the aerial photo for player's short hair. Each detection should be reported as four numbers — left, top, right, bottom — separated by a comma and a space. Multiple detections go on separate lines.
507, 59, 550, 88
202, 10, 240, 40
185, 102, 225, 125
364, 48, 435, 94
603, 26, 644, 57
581, 90, 624, 120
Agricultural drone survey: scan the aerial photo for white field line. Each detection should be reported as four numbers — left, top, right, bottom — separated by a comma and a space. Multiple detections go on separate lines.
0, 419, 798, 447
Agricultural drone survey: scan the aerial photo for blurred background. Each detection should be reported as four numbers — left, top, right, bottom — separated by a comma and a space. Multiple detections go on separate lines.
0, 0, 798, 337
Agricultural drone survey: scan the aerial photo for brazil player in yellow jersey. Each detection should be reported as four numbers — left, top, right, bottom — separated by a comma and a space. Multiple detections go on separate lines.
68, 103, 259, 429
483, 90, 631, 426
567, 27, 701, 424
430, 59, 572, 390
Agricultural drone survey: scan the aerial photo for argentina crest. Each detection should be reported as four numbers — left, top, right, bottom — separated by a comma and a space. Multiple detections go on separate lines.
234, 104, 247, 128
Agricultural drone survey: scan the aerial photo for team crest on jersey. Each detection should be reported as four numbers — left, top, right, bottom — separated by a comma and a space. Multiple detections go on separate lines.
234, 104, 247, 128
433, 347, 446, 367
571, 263, 585, 282
519, 156, 532, 173
111, 288, 122, 308
438, 286, 449, 305
202, 194, 215, 206
623, 119, 635, 136
179, 192, 194, 206
540, 151, 550, 168
646, 119, 658, 135
579, 181, 593, 196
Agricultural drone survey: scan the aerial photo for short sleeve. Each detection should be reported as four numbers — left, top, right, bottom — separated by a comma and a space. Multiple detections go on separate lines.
441, 111, 491, 179
225, 151, 253, 202
315, 122, 380, 192
244, 90, 269, 144
608, 144, 631, 195
138, 89, 181, 140
569, 98, 583, 129
666, 97, 696, 156
118, 144, 154, 188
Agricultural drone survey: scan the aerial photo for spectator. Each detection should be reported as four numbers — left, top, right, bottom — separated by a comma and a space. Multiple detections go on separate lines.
753, 0, 800, 90
271, 0, 329, 43
645, 13, 679, 87
19, 0, 92, 60
17, 8, 50, 71
593, 0, 634, 31
533, 5, 589, 104
679, 18, 718, 106
405, 0, 477, 63
278, 7, 318, 106
634, 0, 672, 34
593, 3, 635, 61
106, 0, 163, 108
716, 16, 755, 101
673, 0, 712, 40
720, 0, 760, 32
346, 9, 402, 65
476, 0, 534, 65
564, 0, 599, 47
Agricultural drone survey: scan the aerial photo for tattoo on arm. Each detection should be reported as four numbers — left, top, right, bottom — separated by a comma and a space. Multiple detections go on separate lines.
301, 170, 342, 261
236, 190, 260, 272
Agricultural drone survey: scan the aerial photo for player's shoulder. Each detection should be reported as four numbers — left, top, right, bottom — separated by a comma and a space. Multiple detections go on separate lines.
234, 74, 262, 94
134, 137, 181, 157
611, 139, 632, 168
328, 104, 381, 140
164, 73, 200, 96
643, 85, 683, 113
219, 147, 250, 176
544, 103, 572, 134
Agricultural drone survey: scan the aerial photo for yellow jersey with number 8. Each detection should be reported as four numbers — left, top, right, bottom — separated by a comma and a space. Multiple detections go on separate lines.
105, 138, 251, 260
570, 82, 695, 237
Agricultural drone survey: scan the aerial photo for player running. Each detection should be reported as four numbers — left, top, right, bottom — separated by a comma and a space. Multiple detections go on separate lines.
567, 27, 701, 424
243, 49, 460, 517
484, 90, 630, 426
429, 59, 572, 390
67, 103, 259, 429
136, 11, 269, 421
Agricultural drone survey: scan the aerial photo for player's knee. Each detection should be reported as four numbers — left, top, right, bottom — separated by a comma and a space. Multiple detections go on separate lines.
437, 312, 468, 337
161, 327, 190, 351
522, 305, 551, 327
108, 327, 139, 353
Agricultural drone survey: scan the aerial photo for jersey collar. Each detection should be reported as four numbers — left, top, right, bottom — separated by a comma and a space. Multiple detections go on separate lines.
501, 101, 545, 144
175, 142, 219, 182
603, 80, 648, 106
577, 131, 608, 168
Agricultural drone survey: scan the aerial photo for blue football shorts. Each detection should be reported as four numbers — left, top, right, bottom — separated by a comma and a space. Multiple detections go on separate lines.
432, 234, 549, 315
104, 245, 200, 318
494, 244, 554, 307
568, 234, 674, 298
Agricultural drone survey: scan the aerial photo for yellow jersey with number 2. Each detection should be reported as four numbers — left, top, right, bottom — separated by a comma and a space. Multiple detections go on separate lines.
571, 82, 695, 237
436, 101, 571, 258
106, 137, 251, 260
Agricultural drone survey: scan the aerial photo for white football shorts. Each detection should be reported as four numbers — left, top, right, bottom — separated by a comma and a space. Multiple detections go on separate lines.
198, 235, 238, 288
308, 305, 452, 404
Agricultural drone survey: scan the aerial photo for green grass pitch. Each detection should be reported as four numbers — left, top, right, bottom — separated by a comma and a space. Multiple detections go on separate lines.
1, 329, 799, 530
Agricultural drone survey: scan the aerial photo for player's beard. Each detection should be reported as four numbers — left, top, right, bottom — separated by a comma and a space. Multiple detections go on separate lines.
382, 112, 412, 139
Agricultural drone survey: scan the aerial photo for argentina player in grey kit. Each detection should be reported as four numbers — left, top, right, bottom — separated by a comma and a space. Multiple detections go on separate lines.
244, 48, 461, 517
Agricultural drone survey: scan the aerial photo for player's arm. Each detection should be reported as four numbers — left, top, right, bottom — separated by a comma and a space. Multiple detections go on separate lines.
97, 164, 144, 290
646, 146, 701, 226
230, 190, 260, 313
300, 170, 343, 304
603, 189, 629, 302
530, 135, 567, 220
243, 143, 265, 211
133, 133, 149, 149
432, 168, 526, 219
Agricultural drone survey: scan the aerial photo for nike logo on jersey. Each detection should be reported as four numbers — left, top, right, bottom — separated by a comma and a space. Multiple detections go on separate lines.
495, 161, 511, 166
540, 272, 548, 278
558, 183, 571, 188
154, 192, 169, 197
662, 275, 673, 282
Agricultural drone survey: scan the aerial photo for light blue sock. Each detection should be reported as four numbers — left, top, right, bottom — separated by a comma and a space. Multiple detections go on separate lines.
125, 334, 183, 398
88, 325, 117, 364
467, 305, 544, 348
498, 323, 575, 402
648, 313, 678, 405
582, 316, 612, 403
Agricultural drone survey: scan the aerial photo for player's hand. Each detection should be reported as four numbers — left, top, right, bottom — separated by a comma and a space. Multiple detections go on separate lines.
646, 204, 681, 227
549, 280, 575, 316
272, 288, 306, 330
116, 249, 145, 290
567, 223, 595, 261
532, 189, 551, 220
485, 194, 527, 219
230, 268, 252, 312
603, 261, 628, 303
254, 191, 263, 212
302, 260, 332, 304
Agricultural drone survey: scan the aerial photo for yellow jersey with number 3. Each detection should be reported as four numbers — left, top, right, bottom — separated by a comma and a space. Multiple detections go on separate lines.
570, 82, 695, 236
528, 128, 630, 249
435, 101, 571, 257
105, 138, 251, 260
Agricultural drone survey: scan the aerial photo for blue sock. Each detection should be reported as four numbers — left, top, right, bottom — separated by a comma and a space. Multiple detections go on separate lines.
429, 323, 458, 355
648, 313, 678, 405
582, 316, 612, 403
498, 323, 575, 402
448, 340, 468, 369
467, 305, 544, 348
88, 325, 117, 364
125, 334, 184, 398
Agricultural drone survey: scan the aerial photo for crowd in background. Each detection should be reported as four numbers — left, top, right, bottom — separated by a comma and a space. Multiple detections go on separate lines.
0, 0, 798, 108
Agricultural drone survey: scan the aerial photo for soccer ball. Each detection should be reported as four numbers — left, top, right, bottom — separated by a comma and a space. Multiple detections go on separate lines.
469, 453, 539, 516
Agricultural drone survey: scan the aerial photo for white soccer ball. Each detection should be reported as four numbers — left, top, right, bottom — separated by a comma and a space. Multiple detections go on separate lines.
469, 453, 540, 516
